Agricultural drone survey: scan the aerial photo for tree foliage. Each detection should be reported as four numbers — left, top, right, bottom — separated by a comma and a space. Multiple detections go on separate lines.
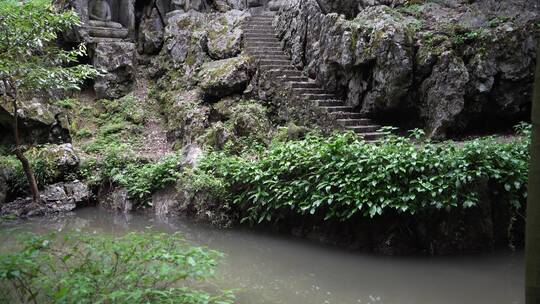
0, 0, 97, 95
0, 0, 98, 203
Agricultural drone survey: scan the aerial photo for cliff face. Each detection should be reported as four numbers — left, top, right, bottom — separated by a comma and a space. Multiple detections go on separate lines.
275, 0, 539, 138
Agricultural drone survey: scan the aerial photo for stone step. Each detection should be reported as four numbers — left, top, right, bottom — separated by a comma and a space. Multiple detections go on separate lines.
268, 70, 304, 77
330, 112, 366, 119
277, 75, 310, 82
244, 18, 389, 140
244, 34, 280, 42
244, 31, 276, 37
350, 131, 386, 141
249, 51, 287, 57
249, 45, 283, 50
246, 22, 273, 26
244, 32, 277, 37
247, 42, 282, 47
244, 30, 276, 34
246, 46, 282, 51
259, 59, 291, 66
260, 65, 297, 71
244, 27, 275, 32
249, 14, 274, 19
336, 118, 373, 126
87, 26, 128, 39
249, 17, 274, 21
87, 37, 125, 43
252, 54, 290, 60
250, 15, 274, 19
244, 27, 274, 33
246, 49, 288, 58
321, 105, 355, 113
344, 125, 381, 133
244, 37, 281, 43
247, 39, 280, 43
289, 81, 319, 89
244, 25, 275, 30
316, 99, 344, 107
293, 87, 325, 94
303, 93, 336, 100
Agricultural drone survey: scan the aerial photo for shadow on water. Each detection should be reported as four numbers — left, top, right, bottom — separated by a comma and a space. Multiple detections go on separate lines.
0, 207, 524, 304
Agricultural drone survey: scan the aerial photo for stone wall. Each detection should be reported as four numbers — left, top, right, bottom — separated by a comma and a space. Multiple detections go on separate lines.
274, 0, 539, 138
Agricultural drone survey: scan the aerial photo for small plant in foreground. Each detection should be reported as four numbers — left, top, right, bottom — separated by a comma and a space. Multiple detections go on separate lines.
0, 231, 234, 304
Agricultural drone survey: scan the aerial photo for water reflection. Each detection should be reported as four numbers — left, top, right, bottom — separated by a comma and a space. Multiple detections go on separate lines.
0, 207, 524, 304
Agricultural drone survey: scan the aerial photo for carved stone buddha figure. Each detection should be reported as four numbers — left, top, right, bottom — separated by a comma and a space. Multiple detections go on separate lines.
171, 0, 206, 12
89, 0, 112, 22
87, 0, 128, 39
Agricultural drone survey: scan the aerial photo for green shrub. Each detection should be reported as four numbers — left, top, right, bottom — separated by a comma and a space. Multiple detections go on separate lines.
0, 231, 234, 304
0, 147, 63, 195
195, 129, 530, 224
81, 145, 182, 204
81, 95, 146, 154
74, 128, 92, 139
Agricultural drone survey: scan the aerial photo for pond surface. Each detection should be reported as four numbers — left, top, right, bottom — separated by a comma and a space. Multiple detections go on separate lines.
0, 207, 524, 304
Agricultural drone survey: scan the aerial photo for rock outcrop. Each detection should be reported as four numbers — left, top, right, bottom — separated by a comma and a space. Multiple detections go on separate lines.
0, 180, 90, 218
160, 89, 210, 147
0, 144, 81, 203
92, 42, 136, 99
198, 56, 251, 100
274, 0, 538, 138
0, 99, 70, 145
138, 6, 165, 55
154, 9, 248, 79
206, 9, 246, 59
97, 185, 134, 213
30, 143, 80, 182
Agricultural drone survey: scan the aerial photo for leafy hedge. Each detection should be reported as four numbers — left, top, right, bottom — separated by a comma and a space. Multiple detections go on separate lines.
195, 129, 530, 224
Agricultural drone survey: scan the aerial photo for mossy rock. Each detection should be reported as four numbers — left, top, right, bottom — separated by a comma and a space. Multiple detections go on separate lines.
198, 56, 251, 100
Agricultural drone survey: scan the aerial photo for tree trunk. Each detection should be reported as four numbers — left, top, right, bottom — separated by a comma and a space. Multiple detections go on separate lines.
10, 96, 40, 204
526, 41, 540, 304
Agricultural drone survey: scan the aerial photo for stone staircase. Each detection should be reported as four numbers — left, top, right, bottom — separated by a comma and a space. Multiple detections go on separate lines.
243, 13, 386, 141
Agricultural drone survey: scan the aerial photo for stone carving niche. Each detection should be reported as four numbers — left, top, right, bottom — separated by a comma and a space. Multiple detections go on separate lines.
81, 0, 135, 41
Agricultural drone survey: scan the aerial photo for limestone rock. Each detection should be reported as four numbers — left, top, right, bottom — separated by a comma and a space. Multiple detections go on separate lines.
212, 0, 232, 12
92, 41, 136, 99
97, 185, 133, 213
138, 7, 164, 54
0, 98, 70, 145
161, 10, 210, 77
157, 9, 248, 79
0, 180, 90, 218
152, 184, 180, 216
162, 89, 210, 146
198, 56, 251, 100
268, 0, 283, 11
206, 10, 247, 59
275, 0, 538, 138
182, 143, 203, 167
420, 51, 469, 138
30, 143, 80, 181
225, 0, 246, 10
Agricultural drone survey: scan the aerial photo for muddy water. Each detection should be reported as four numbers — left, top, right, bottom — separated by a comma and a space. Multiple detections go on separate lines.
0, 208, 524, 304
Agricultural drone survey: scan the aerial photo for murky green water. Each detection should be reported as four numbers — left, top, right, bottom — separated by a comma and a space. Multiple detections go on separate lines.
0, 208, 524, 304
